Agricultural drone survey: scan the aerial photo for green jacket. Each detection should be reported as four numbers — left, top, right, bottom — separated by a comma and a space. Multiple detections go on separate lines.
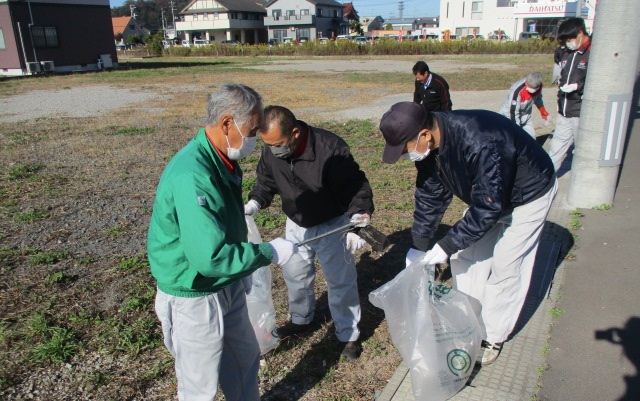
147, 129, 273, 297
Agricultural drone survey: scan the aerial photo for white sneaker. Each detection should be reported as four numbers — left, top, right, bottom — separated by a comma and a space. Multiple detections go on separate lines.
477, 340, 503, 366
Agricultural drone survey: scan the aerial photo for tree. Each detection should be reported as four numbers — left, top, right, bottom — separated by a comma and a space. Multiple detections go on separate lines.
385, 23, 393, 30
349, 20, 364, 36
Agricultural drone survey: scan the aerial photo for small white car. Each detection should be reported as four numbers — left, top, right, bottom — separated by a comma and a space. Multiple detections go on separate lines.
193, 39, 210, 47
181, 40, 191, 48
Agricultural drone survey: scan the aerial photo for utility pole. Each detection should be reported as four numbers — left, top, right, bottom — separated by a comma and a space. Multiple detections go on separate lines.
567, 0, 640, 208
130, 4, 136, 18
170, 0, 176, 27
161, 8, 166, 38
398, 1, 404, 19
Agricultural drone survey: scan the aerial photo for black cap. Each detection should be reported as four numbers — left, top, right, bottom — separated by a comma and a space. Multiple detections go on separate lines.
379, 102, 427, 164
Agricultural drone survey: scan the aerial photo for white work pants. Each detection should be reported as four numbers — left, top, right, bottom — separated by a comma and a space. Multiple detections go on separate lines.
283, 214, 361, 342
155, 281, 260, 401
547, 114, 579, 171
450, 180, 557, 343
521, 120, 536, 139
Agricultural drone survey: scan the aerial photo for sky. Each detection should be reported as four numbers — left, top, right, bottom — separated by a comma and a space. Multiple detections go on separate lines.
109, 0, 442, 20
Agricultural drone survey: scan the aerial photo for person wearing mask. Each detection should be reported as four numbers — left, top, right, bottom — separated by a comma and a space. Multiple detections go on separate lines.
244, 105, 374, 361
499, 71, 549, 139
147, 84, 298, 401
380, 102, 557, 366
547, 17, 591, 171
412, 60, 452, 112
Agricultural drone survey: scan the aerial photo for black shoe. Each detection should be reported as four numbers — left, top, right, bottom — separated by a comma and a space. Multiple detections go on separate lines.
340, 341, 361, 361
274, 322, 313, 339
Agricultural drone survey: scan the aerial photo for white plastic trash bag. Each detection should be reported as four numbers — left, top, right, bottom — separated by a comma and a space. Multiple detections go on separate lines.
369, 262, 483, 401
245, 216, 279, 355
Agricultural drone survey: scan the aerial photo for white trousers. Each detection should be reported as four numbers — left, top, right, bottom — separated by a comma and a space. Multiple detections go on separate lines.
450, 180, 557, 343
521, 120, 536, 139
547, 114, 579, 171
283, 214, 361, 342
155, 281, 260, 401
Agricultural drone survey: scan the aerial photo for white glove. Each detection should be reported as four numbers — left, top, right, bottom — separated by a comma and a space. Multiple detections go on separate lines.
422, 244, 449, 265
350, 213, 370, 228
346, 232, 366, 253
560, 83, 578, 93
269, 238, 298, 266
244, 199, 260, 216
405, 248, 426, 268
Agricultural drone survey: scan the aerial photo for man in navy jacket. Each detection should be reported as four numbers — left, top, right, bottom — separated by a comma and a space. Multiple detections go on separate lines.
379, 102, 557, 366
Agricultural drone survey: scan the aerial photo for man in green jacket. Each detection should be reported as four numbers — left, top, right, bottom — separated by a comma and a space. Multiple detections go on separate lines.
147, 83, 298, 401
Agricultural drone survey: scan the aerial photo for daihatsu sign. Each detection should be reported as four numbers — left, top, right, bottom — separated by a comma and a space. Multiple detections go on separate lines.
514, 1, 578, 18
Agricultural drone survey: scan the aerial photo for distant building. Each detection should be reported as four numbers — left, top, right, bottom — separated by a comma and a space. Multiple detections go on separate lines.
359, 16, 384, 33
112, 16, 146, 44
176, 0, 267, 45
264, 0, 347, 41
0, 0, 117, 76
439, 0, 596, 39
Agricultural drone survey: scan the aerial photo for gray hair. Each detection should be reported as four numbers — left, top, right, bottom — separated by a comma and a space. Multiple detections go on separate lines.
206, 83, 263, 126
525, 72, 543, 89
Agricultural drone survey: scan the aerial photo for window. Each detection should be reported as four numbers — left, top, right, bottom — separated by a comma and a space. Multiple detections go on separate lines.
496, 0, 510, 6
317, 8, 323, 17
0, 28, 5, 50
31, 26, 58, 48
273, 29, 287, 41
287, 10, 295, 17
298, 28, 310, 38
230, 12, 237, 19
272, 9, 282, 20
301, 9, 309, 16
193, 13, 198, 20
471, 1, 483, 20
203, 12, 208, 19
333, 10, 339, 17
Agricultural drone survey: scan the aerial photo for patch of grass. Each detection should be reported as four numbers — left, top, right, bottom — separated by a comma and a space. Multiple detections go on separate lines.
569, 209, 585, 218
592, 203, 611, 211
44, 271, 78, 286
254, 210, 287, 230
16, 210, 49, 222
30, 250, 70, 265
7, 164, 44, 180
98, 316, 161, 355
28, 327, 80, 363
107, 224, 128, 237
118, 254, 149, 271
112, 127, 155, 136
550, 308, 566, 318
78, 257, 95, 264
569, 218, 582, 231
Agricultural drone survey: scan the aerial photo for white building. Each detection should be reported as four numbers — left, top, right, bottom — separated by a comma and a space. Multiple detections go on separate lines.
439, 0, 597, 40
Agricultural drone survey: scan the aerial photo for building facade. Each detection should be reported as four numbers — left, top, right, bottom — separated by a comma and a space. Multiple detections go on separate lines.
439, 0, 596, 40
112, 16, 146, 44
176, 0, 267, 44
0, 0, 117, 76
264, 0, 347, 41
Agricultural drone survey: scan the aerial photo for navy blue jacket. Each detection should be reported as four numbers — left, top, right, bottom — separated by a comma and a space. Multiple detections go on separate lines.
411, 110, 555, 254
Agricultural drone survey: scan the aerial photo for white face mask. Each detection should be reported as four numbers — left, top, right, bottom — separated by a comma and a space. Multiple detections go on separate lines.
226, 117, 257, 160
526, 86, 539, 94
402, 133, 431, 162
566, 36, 581, 51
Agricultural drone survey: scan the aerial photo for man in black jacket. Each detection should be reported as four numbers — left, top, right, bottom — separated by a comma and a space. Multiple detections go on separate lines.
547, 17, 591, 171
244, 106, 374, 360
413, 60, 452, 112
379, 102, 557, 366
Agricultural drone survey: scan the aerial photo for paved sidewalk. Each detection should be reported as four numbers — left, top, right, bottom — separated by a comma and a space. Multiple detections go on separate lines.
375, 151, 575, 401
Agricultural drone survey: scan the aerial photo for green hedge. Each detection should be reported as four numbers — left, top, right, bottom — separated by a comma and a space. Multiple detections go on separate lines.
162, 39, 556, 58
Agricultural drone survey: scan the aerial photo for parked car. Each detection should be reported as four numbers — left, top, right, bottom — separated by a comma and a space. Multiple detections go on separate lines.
466, 34, 485, 40
267, 39, 280, 47
353, 36, 368, 45
282, 37, 296, 46
181, 40, 191, 48
519, 32, 541, 41
115, 43, 133, 51
162, 40, 171, 49
336, 35, 350, 41
298, 37, 309, 44
193, 39, 210, 47
317, 37, 329, 45
221, 39, 240, 45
